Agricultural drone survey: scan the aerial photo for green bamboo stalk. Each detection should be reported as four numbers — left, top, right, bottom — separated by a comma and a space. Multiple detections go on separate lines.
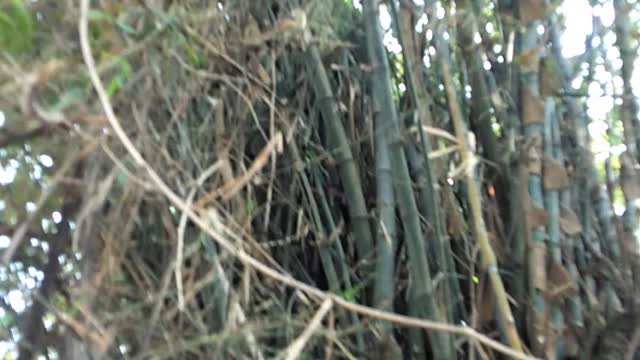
388, 0, 460, 323
510, 162, 530, 319
519, 21, 549, 355
372, 97, 398, 319
201, 234, 230, 330
311, 166, 356, 294
455, 0, 500, 166
363, 2, 453, 358
613, 0, 640, 157
592, 183, 624, 322
293, 145, 370, 353
594, 183, 621, 259
505, 5, 530, 319
407, 286, 428, 358
549, 18, 625, 349
405, 143, 463, 321
543, 98, 565, 357
455, 0, 519, 244
296, 151, 341, 292
613, 0, 640, 237
305, 45, 375, 272
435, 26, 524, 353
548, 25, 598, 290
553, 108, 584, 328
310, 163, 366, 352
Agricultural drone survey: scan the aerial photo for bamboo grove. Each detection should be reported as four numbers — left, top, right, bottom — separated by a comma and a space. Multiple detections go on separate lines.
1, 0, 639, 359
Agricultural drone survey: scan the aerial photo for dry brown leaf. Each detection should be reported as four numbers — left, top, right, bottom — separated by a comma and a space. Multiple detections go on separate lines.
474, 277, 495, 326
540, 59, 562, 96
56, 312, 114, 356
249, 56, 272, 85
194, 132, 283, 208
524, 133, 543, 174
522, 86, 544, 124
515, 48, 541, 73
560, 206, 582, 236
547, 260, 578, 301
543, 157, 569, 189
530, 242, 547, 291
519, 0, 546, 23
525, 193, 548, 228
36, 59, 66, 86
21, 59, 66, 117
243, 15, 262, 40
444, 185, 468, 237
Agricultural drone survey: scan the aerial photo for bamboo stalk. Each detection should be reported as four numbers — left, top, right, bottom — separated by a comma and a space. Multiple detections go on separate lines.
517, 18, 551, 356
613, 0, 640, 238
435, 27, 524, 353
548, 24, 598, 305
543, 98, 565, 357
310, 164, 366, 351
389, 0, 460, 323
298, 156, 341, 291
372, 95, 398, 319
455, 0, 500, 166
553, 106, 584, 328
363, 1, 453, 358
305, 45, 375, 274
614, 0, 640, 158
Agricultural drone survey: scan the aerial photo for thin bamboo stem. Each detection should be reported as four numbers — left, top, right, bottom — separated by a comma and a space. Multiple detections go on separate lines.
543, 98, 565, 357
363, 1, 453, 357
305, 45, 375, 270
435, 28, 524, 352
388, 0, 459, 323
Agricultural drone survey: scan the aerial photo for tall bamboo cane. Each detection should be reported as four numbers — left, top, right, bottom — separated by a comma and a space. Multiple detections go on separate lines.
363, 1, 453, 357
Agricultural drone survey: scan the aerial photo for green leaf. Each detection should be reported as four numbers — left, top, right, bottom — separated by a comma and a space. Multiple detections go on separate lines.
89, 9, 136, 35
106, 58, 131, 97
8, 0, 32, 38
183, 42, 204, 68
114, 18, 136, 34
0, 311, 15, 328
50, 87, 87, 112
115, 170, 129, 187
0, 12, 17, 50
0, 0, 33, 52
340, 281, 367, 301
245, 199, 256, 217
88, 9, 113, 22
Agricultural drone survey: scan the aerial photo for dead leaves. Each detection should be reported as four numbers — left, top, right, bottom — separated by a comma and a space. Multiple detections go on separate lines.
530, 242, 547, 291
546, 260, 578, 300
525, 193, 548, 229
540, 58, 562, 96
543, 157, 569, 189
518, 0, 546, 24
194, 131, 284, 208
521, 86, 544, 124
559, 206, 582, 236
241, 10, 309, 48
19, 59, 67, 123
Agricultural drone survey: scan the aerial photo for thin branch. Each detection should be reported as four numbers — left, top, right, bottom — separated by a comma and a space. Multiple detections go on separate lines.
279, 298, 333, 360
626, 324, 640, 360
